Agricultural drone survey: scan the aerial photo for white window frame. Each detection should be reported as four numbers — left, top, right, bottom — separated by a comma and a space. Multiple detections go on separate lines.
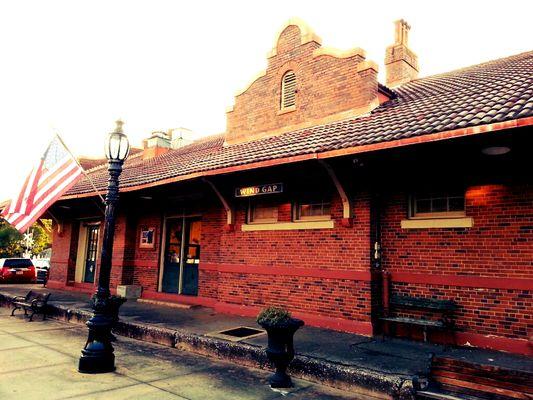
408, 191, 466, 220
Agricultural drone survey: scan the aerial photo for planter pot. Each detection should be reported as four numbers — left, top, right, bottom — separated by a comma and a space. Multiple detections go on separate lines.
259, 318, 304, 388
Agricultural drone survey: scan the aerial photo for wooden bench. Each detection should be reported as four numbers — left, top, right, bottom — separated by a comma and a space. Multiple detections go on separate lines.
381, 295, 457, 342
419, 356, 533, 399
11, 290, 51, 321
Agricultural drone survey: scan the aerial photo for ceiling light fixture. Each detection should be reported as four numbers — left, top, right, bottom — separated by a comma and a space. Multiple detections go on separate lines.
481, 146, 511, 156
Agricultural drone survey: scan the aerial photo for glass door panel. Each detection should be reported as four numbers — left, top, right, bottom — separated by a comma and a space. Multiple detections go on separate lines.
181, 218, 201, 295
161, 217, 201, 295
162, 218, 183, 293
84, 225, 99, 283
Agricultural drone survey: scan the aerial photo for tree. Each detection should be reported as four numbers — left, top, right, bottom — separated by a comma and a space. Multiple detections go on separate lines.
0, 219, 23, 257
0, 218, 52, 258
31, 220, 52, 256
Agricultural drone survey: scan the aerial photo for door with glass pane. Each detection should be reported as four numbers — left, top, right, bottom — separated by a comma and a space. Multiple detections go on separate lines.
84, 225, 99, 283
162, 218, 183, 293
181, 218, 200, 295
161, 217, 201, 295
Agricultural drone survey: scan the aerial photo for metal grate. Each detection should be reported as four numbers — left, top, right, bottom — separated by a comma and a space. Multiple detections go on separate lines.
206, 326, 265, 342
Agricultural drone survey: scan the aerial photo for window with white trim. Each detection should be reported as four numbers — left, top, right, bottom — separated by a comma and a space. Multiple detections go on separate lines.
280, 70, 296, 109
409, 191, 465, 218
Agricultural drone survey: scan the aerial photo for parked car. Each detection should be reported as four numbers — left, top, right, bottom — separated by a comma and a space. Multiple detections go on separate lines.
0, 258, 37, 284
32, 259, 50, 283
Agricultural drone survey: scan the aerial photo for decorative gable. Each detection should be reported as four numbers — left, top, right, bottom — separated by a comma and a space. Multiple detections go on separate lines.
225, 19, 380, 146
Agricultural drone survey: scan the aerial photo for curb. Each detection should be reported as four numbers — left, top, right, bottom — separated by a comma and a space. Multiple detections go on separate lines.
0, 293, 416, 399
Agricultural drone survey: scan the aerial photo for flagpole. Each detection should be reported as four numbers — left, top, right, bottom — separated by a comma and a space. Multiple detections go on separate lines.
55, 133, 106, 206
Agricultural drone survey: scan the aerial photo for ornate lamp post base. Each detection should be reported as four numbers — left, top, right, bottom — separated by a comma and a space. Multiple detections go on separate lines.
78, 315, 117, 373
79, 295, 126, 373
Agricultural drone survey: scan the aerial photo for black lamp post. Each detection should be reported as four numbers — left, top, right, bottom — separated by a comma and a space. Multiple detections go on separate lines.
79, 120, 130, 373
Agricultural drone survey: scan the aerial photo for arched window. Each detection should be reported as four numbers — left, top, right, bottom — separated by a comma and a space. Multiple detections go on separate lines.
280, 70, 296, 109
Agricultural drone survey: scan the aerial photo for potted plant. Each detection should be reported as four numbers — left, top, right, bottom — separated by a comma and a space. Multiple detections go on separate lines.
257, 306, 304, 388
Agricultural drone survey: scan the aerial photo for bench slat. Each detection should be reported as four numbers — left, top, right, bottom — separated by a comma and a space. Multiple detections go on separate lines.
381, 317, 445, 328
390, 295, 457, 311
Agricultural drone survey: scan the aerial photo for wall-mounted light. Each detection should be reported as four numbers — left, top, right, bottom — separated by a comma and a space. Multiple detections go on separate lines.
481, 146, 511, 156
139, 196, 153, 200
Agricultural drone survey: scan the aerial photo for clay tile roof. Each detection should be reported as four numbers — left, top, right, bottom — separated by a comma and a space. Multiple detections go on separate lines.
67, 51, 533, 196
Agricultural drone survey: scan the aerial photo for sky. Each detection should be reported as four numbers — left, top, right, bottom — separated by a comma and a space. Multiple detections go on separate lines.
0, 0, 531, 201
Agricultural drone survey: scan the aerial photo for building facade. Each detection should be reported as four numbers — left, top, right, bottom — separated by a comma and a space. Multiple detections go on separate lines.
47, 20, 533, 355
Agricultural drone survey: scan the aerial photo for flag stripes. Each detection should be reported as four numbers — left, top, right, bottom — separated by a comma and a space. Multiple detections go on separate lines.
1, 135, 84, 233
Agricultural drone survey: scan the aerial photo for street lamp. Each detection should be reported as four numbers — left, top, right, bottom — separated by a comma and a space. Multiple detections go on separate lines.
79, 120, 130, 373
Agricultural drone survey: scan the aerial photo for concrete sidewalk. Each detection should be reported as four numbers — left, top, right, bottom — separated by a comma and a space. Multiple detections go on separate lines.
1, 284, 531, 399
0, 307, 357, 400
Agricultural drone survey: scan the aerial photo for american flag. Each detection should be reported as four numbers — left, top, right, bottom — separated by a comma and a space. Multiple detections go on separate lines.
1, 135, 83, 233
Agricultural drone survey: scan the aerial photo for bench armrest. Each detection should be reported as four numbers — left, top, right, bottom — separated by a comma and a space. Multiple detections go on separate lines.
12, 296, 26, 302
31, 299, 46, 309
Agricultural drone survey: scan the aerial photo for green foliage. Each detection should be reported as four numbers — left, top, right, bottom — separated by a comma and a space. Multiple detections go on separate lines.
0, 219, 23, 257
0, 218, 52, 258
257, 306, 291, 325
31, 220, 52, 256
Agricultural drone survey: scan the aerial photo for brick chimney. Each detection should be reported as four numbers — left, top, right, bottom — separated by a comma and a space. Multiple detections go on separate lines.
385, 19, 419, 88
142, 131, 171, 160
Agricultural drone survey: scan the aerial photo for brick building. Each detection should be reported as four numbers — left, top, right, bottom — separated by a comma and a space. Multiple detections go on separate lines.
45, 20, 532, 355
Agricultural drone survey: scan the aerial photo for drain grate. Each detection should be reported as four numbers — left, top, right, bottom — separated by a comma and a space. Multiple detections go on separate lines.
206, 326, 265, 342
219, 327, 263, 338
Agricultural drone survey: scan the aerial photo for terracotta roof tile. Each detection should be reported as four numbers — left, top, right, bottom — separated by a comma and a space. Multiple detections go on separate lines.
68, 51, 533, 195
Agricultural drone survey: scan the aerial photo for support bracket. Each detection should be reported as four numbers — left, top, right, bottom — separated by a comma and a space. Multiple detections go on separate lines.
202, 178, 235, 232
46, 211, 64, 236
319, 160, 353, 227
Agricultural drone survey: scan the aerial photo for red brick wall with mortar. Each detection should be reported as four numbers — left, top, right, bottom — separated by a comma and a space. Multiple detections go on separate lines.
109, 213, 138, 288
381, 183, 532, 341
109, 214, 127, 288
49, 220, 78, 283
48, 178, 531, 350
226, 23, 377, 144
199, 188, 374, 323
47, 169, 376, 333
132, 212, 163, 291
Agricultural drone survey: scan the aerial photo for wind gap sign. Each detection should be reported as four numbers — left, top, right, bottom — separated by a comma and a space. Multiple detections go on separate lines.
235, 183, 284, 198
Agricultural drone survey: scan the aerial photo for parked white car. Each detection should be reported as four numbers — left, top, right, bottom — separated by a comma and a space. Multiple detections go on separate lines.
32, 259, 50, 283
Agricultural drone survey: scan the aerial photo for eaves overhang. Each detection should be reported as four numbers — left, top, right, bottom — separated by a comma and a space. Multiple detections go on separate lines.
59, 116, 533, 201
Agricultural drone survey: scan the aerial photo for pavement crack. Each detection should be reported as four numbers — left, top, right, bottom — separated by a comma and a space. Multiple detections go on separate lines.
2, 361, 73, 375
0, 344, 40, 352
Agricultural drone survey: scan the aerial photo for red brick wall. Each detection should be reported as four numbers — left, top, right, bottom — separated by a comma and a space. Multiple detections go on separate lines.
49, 220, 78, 283
381, 184, 533, 340
215, 195, 369, 270
132, 212, 162, 291
225, 23, 377, 145
217, 272, 371, 320
108, 212, 140, 288
196, 189, 373, 323
49, 178, 532, 350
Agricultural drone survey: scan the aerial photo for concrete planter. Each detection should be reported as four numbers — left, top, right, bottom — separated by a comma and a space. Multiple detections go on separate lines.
116, 285, 142, 300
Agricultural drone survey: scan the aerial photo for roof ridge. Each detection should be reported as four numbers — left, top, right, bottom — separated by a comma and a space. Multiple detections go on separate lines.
117, 132, 226, 168
399, 50, 533, 89
64, 50, 533, 196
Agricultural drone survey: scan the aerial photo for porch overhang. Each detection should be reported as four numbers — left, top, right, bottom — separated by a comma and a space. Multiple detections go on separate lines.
59, 117, 532, 201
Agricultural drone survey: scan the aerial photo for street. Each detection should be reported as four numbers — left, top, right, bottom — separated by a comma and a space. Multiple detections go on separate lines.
0, 308, 359, 400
